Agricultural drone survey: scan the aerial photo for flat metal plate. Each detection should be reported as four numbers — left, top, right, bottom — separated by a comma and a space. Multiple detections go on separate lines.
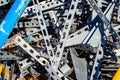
70, 48, 87, 80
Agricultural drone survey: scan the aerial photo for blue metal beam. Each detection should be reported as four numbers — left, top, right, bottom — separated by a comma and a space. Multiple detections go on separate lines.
0, 0, 31, 48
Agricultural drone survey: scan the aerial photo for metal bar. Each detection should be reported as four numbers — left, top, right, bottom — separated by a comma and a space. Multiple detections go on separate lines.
88, 0, 120, 42
22, 1, 65, 17
0, 0, 30, 48
53, 0, 79, 70
14, 36, 62, 80
90, 39, 106, 80
32, 0, 55, 63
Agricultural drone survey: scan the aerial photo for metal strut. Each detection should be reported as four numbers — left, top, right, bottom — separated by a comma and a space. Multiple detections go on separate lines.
53, 0, 79, 70
87, 0, 120, 42
90, 40, 106, 80
32, 0, 55, 63
14, 36, 62, 80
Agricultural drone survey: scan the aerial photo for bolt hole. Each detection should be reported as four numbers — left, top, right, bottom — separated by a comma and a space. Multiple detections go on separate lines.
18, 38, 21, 42
30, 49, 34, 53
42, 60, 46, 64
23, 44, 27, 48
36, 55, 40, 59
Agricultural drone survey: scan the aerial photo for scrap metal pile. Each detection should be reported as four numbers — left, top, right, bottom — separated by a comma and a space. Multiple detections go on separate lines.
0, 0, 120, 80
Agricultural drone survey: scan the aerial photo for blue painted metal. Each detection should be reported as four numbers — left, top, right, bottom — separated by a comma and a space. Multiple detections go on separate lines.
93, 39, 107, 80
27, 36, 36, 41
0, 0, 30, 48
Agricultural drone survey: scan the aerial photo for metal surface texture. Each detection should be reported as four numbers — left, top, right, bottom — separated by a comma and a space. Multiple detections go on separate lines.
0, 0, 120, 80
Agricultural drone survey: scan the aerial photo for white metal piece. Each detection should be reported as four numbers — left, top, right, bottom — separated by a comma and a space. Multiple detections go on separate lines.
82, 26, 101, 47
65, 31, 89, 47
53, 0, 79, 70
114, 25, 120, 32
15, 19, 39, 28
22, 1, 64, 17
68, 25, 89, 39
18, 59, 34, 69
114, 49, 120, 56
26, 28, 41, 36
14, 36, 62, 80
32, 0, 55, 63
60, 64, 71, 77
90, 2, 114, 25
0, 0, 10, 6
91, 10, 98, 21
105, 3, 115, 21
10, 64, 16, 80
20, 69, 30, 78
49, 10, 59, 27
66, 2, 115, 47
14, 36, 48, 66
89, 28, 101, 46
97, 0, 102, 8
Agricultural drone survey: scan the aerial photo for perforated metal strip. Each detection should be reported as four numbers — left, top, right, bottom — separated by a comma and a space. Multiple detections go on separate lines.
0, 0, 10, 6
18, 59, 34, 69
90, 40, 106, 80
22, 1, 64, 17
15, 19, 39, 28
14, 36, 62, 80
88, 0, 120, 41
52, 0, 79, 69
32, 0, 55, 63
14, 36, 48, 66
49, 10, 60, 28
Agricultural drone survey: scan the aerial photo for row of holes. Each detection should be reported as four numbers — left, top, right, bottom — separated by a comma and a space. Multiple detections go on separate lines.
17, 21, 39, 28
24, 8, 36, 15
54, 2, 77, 58
46, 64, 61, 80
42, 1, 59, 9
0, 0, 9, 4
17, 37, 58, 79
62, 3, 77, 39
92, 50, 102, 79
46, 63, 62, 79
17, 38, 47, 65
36, 6, 55, 58
57, 5, 75, 54
23, 1, 59, 15
25, 22, 39, 26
